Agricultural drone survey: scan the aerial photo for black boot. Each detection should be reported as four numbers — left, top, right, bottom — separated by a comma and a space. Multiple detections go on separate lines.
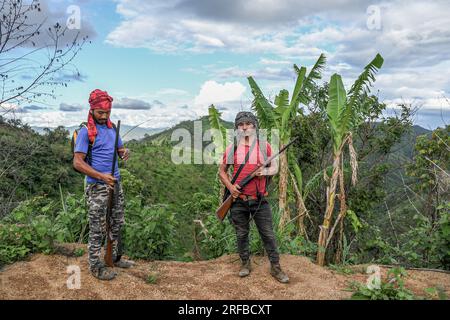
239, 259, 251, 277
270, 263, 289, 283
90, 265, 117, 281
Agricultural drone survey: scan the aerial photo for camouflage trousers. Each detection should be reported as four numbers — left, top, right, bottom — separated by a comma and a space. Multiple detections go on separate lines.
85, 182, 125, 271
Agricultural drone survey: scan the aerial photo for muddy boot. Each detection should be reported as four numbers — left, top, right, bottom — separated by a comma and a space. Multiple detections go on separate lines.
270, 263, 289, 283
114, 258, 135, 269
90, 266, 117, 281
239, 259, 251, 277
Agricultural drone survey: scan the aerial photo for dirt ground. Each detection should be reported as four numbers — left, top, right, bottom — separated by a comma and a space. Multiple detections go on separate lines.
1, 244, 449, 300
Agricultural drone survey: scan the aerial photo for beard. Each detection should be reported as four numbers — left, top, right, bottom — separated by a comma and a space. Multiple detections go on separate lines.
93, 116, 108, 124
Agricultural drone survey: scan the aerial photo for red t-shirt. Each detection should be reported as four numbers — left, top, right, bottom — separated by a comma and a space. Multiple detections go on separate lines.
222, 140, 272, 197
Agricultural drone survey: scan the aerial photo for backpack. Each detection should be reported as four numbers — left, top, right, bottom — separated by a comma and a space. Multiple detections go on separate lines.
70, 122, 117, 173
71, 122, 93, 173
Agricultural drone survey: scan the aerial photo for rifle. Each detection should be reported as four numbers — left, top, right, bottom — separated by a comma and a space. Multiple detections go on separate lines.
105, 120, 121, 267
216, 137, 299, 221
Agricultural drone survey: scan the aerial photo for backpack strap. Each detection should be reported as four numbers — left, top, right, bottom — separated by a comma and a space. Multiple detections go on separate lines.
86, 122, 117, 164
257, 140, 270, 197
230, 138, 257, 185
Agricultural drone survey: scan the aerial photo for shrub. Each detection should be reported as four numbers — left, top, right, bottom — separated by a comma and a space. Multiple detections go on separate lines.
123, 200, 177, 260
349, 267, 416, 300
53, 193, 88, 244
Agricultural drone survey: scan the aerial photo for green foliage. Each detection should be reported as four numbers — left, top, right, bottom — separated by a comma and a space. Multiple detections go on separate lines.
0, 192, 89, 265
193, 194, 317, 260
0, 118, 82, 214
125, 141, 218, 205
326, 73, 348, 152
0, 224, 32, 265
118, 171, 184, 260
271, 208, 317, 256
424, 286, 448, 300
395, 205, 450, 269
198, 212, 237, 259
0, 197, 57, 265
74, 248, 85, 257
208, 104, 228, 152
407, 125, 449, 192
328, 264, 355, 275
146, 273, 158, 284
248, 76, 278, 130
349, 267, 416, 300
53, 194, 88, 243
346, 210, 362, 233
123, 200, 177, 260
347, 53, 384, 124
295, 53, 326, 105
0, 166, 185, 265
0, 54, 448, 279
119, 168, 144, 199
326, 53, 384, 153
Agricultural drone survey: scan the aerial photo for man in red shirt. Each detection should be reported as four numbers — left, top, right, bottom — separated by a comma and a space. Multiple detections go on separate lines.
218, 111, 289, 283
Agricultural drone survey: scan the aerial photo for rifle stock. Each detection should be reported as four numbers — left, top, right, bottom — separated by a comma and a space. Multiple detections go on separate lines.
216, 195, 234, 221
215, 137, 299, 222
105, 120, 121, 267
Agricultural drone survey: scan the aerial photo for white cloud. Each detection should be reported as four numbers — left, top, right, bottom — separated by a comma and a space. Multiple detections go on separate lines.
11, 80, 247, 129
259, 58, 292, 66
194, 80, 246, 107
12, 0, 450, 130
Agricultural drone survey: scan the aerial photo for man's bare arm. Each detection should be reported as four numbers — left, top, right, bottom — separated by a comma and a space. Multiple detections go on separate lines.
218, 163, 241, 198
255, 158, 279, 176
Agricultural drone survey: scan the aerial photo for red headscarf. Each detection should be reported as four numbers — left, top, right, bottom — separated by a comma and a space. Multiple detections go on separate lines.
87, 89, 113, 143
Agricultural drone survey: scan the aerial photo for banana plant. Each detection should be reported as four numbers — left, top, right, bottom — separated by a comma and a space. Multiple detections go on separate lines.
316, 53, 384, 266
208, 104, 231, 200
208, 104, 228, 154
248, 54, 326, 230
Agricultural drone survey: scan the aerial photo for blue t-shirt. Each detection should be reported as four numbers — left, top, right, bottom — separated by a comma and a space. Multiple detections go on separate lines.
74, 124, 123, 184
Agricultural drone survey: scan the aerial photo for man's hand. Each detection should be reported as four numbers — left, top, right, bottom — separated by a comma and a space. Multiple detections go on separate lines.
228, 184, 241, 198
255, 166, 268, 176
101, 173, 117, 186
118, 148, 130, 161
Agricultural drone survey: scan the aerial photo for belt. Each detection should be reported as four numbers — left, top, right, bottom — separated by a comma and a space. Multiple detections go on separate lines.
238, 194, 259, 201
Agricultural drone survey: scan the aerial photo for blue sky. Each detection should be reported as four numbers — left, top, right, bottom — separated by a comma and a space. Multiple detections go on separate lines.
5, 0, 450, 130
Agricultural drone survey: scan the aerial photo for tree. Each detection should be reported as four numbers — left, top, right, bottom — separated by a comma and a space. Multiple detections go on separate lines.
247, 54, 326, 230
403, 125, 449, 268
316, 53, 384, 266
407, 125, 449, 224
208, 104, 230, 200
0, 0, 89, 114
0, 0, 88, 213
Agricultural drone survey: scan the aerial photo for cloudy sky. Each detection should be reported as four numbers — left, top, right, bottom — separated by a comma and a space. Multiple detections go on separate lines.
4, 0, 450, 130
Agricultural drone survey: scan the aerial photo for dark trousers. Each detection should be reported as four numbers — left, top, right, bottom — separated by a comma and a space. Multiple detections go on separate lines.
230, 198, 280, 264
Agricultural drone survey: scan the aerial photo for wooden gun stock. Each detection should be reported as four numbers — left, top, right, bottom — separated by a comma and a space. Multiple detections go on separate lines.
216, 195, 235, 221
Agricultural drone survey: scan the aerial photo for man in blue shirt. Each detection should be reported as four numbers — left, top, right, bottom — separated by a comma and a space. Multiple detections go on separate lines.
73, 89, 132, 280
